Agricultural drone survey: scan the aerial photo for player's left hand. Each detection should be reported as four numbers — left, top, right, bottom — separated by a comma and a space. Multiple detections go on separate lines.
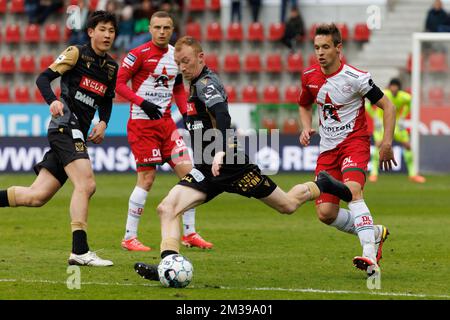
212, 151, 226, 177
379, 141, 398, 171
88, 121, 107, 144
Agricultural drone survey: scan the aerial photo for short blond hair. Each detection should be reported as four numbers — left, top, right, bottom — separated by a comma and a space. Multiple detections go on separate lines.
174, 36, 203, 55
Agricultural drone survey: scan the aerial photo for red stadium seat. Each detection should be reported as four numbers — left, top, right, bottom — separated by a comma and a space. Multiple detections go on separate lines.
266, 53, 283, 73
206, 22, 222, 42
19, 55, 36, 74
5, 24, 21, 44
287, 52, 304, 72
14, 85, 31, 103
89, 0, 99, 11
247, 22, 264, 42
244, 53, 261, 73
336, 23, 349, 41
1, 55, 16, 74
308, 53, 318, 66
40, 54, 55, 71
34, 87, 45, 103
282, 118, 299, 134
0, 0, 7, 13
268, 23, 285, 41
0, 86, 10, 103
210, 0, 221, 11
284, 85, 300, 103
427, 52, 448, 72
185, 22, 202, 41
242, 85, 259, 103
10, 0, 25, 13
428, 87, 445, 105
44, 23, 61, 43
309, 23, 319, 41
189, 0, 206, 11
204, 53, 219, 72
353, 23, 370, 42
262, 118, 277, 131
224, 85, 237, 103
24, 24, 41, 43
223, 53, 240, 73
227, 23, 243, 41
263, 85, 280, 104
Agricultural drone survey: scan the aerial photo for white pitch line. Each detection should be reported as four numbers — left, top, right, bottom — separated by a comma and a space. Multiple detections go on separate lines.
1, 278, 449, 299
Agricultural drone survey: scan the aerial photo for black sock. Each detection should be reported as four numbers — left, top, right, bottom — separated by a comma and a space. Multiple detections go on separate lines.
161, 250, 178, 259
0, 190, 10, 207
72, 230, 89, 255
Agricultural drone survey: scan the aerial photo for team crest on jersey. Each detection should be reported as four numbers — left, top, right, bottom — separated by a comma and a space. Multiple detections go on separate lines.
153, 66, 175, 89
187, 102, 197, 116
319, 92, 343, 123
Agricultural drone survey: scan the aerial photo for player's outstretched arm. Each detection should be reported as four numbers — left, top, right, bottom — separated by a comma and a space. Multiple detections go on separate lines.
375, 95, 398, 171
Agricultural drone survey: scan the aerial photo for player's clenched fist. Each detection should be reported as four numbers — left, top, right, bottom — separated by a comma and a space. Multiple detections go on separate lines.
299, 128, 316, 146
49, 100, 64, 117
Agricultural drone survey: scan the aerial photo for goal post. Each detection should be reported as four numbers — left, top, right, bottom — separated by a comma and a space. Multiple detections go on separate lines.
411, 32, 450, 174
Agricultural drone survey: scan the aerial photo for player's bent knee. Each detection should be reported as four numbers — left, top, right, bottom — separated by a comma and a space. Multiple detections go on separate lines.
157, 202, 176, 219
316, 207, 337, 225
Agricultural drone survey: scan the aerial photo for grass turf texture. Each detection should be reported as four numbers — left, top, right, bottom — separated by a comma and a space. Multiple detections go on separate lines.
0, 173, 449, 300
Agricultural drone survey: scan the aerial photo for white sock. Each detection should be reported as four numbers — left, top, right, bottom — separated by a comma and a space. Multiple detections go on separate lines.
182, 208, 196, 236
348, 199, 376, 261
124, 186, 148, 240
330, 208, 357, 235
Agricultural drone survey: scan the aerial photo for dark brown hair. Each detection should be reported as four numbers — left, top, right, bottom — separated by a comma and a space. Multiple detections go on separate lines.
315, 23, 342, 46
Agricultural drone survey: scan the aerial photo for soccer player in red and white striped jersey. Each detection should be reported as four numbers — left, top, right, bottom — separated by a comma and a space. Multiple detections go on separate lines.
298, 23, 397, 276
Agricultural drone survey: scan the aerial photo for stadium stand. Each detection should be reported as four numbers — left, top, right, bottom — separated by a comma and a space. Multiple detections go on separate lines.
206, 22, 223, 42
242, 85, 259, 103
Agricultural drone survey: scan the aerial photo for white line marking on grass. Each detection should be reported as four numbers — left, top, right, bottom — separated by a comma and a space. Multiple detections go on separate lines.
1, 278, 449, 299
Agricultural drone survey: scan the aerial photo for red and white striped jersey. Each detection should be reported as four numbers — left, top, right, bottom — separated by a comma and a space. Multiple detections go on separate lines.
298, 63, 376, 153
116, 41, 186, 120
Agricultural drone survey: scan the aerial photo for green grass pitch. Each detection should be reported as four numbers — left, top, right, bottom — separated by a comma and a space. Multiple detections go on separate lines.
0, 173, 449, 300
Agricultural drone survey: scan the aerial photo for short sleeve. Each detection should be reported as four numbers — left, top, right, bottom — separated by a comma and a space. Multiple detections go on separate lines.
196, 77, 226, 109
358, 72, 375, 97
298, 73, 314, 107
49, 46, 79, 75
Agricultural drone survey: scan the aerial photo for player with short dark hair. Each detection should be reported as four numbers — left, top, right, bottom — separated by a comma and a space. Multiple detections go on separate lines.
0, 11, 118, 266
298, 23, 397, 276
133, 36, 353, 282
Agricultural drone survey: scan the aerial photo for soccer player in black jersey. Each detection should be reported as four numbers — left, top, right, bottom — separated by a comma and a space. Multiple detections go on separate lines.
134, 36, 353, 281
0, 11, 118, 266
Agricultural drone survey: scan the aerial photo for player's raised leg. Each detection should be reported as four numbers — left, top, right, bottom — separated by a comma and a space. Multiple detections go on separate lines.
65, 159, 113, 266
134, 184, 207, 281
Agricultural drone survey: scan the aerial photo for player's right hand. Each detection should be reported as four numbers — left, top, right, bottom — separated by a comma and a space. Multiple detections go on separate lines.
49, 100, 64, 118
140, 100, 162, 120
299, 128, 316, 146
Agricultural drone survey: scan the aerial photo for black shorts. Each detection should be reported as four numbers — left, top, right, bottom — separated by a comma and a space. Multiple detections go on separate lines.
178, 163, 278, 203
33, 128, 89, 185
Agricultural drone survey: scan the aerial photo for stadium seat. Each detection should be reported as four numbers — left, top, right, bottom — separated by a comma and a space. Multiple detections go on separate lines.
282, 118, 300, 134
336, 23, 349, 41
24, 24, 41, 43
308, 53, 318, 66
206, 22, 222, 42
353, 23, 370, 42
224, 85, 237, 103
185, 22, 202, 41
428, 87, 445, 105
427, 52, 448, 72
261, 118, 277, 131
0, 86, 10, 103
204, 53, 219, 73
227, 23, 243, 41
247, 22, 264, 42
268, 23, 285, 41
210, 0, 221, 11
223, 53, 240, 73
309, 23, 319, 41
44, 23, 61, 43
263, 85, 280, 104
242, 85, 259, 103
10, 0, 25, 13
287, 52, 304, 73
40, 55, 55, 71
5, 24, 21, 44
188, 0, 206, 11
266, 53, 283, 73
0, 0, 7, 13
34, 87, 45, 103
89, 0, 99, 11
284, 85, 300, 103
14, 85, 31, 103
19, 55, 36, 74
1, 55, 16, 74
244, 53, 262, 73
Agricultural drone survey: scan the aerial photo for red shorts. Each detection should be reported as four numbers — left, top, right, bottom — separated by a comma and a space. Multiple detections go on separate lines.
127, 117, 190, 172
315, 136, 370, 205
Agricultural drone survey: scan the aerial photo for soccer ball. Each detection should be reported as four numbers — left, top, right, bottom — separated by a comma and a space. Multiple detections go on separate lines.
157, 254, 193, 288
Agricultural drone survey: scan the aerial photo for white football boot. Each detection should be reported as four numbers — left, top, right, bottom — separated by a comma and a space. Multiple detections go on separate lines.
68, 251, 114, 267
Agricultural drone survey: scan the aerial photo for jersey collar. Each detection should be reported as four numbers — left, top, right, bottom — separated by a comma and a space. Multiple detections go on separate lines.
321, 60, 344, 78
